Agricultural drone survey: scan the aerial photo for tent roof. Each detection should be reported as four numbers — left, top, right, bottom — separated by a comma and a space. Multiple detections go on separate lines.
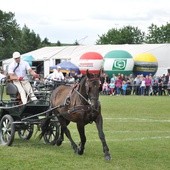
2, 44, 170, 76
50, 61, 80, 74
21, 44, 170, 65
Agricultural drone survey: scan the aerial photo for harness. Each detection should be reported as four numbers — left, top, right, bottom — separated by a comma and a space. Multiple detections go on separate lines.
63, 83, 80, 106
61, 77, 100, 123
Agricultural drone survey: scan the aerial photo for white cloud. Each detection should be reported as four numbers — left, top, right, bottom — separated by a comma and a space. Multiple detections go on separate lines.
1, 0, 170, 44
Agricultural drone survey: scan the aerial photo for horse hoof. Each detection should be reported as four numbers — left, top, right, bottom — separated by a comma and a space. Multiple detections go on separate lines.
77, 149, 84, 155
105, 155, 111, 161
56, 139, 62, 146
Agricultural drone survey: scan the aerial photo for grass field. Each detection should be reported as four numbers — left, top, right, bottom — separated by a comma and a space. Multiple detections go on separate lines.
0, 95, 170, 170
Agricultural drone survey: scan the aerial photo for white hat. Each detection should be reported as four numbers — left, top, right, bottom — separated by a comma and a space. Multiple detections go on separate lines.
13, 51, 21, 59
57, 66, 61, 69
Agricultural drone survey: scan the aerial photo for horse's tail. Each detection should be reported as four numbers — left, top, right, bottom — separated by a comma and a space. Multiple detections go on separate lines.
39, 114, 52, 140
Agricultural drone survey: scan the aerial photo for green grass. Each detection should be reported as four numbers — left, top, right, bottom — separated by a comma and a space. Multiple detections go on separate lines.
0, 95, 170, 170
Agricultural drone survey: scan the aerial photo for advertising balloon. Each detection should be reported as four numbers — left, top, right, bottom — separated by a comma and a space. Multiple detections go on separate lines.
103, 50, 134, 77
133, 53, 158, 76
79, 52, 103, 74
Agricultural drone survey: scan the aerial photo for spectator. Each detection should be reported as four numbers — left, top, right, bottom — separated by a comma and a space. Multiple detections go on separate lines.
109, 80, 115, 95
133, 75, 141, 95
152, 76, 159, 95
102, 81, 109, 95
140, 75, 146, 95
167, 79, 170, 96
158, 76, 163, 95
145, 75, 152, 95
115, 75, 122, 96
122, 80, 128, 95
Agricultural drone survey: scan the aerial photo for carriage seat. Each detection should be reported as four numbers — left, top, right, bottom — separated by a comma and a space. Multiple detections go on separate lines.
6, 82, 20, 101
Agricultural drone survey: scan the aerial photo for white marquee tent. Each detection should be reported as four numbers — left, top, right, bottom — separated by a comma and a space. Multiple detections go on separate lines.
3, 44, 170, 77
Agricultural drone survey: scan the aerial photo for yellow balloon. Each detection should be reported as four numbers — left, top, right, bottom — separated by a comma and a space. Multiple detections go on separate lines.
134, 53, 158, 63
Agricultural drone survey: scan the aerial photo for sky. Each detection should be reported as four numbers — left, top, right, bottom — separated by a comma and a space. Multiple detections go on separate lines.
1, 0, 170, 45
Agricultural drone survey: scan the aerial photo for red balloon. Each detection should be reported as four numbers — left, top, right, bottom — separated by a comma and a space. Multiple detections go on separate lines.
79, 52, 103, 74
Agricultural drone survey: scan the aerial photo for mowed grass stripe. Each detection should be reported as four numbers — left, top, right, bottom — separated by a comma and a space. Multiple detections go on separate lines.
104, 117, 170, 122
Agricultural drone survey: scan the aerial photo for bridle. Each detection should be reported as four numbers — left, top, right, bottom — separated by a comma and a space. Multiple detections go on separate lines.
72, 77, 100, 105
85, 77, 100, 100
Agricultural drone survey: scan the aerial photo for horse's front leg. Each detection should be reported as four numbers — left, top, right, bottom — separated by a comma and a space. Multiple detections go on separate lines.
76, 123, 86, 155
95, 114, 111, 161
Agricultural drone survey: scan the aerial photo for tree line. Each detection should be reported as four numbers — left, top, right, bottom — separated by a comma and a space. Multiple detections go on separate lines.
0, 10, 170, 60
0, 10, 77, 60
96, 24, 170, 44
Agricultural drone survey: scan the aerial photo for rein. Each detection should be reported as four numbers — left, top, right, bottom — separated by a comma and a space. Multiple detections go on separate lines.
74, 89, 91, 104
73, 77, 99, 104
61, 76, 100, 114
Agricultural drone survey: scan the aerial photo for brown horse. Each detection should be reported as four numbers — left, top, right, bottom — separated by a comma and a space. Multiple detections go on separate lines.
41, 70, 111, 160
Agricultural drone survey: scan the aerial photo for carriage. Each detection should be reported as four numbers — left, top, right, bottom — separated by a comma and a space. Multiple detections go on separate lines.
0, 78, 61, 146
0, 70, 111, 160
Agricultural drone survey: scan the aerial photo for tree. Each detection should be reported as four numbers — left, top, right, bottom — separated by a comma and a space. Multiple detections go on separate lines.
146, 23, 170, 43
0, 10, 45, 60
56, 40, 61, 46
0, 10, 21, 59
20, 25, 41, 53
96, 26, 145, 44
41, 38, 51, 47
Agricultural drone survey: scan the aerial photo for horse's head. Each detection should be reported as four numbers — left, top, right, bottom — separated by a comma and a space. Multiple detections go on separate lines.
85, 70, 100, 109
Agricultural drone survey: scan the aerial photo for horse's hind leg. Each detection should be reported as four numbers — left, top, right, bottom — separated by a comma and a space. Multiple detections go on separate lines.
55, 116, 67, 146
56, 118, 77, 152
63, 125, 78, 153
57, 124, 78, 152
56, 128, 64, 146
76, 123, 86, 155
95, 115, 111, 160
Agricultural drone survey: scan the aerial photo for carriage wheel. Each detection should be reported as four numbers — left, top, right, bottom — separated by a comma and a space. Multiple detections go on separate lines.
18, 124, 34, 140
43, 116, 61, 145
0, 114, 15, 146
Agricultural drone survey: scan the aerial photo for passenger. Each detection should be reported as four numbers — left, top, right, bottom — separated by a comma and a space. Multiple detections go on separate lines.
45, 71, 54, 82
8, 51, 39, 104
0, 70, 6, 83
68, 75, 75, 84
51, 66, 64, 81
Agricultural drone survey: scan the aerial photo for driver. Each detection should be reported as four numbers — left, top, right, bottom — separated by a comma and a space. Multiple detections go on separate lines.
8, 51, 39, 104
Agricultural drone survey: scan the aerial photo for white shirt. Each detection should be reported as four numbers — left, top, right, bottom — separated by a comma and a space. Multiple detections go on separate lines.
140, 79, 146, 87
0, 73, 6, 82
8, 60, 31, 79
51, 70, 64, 81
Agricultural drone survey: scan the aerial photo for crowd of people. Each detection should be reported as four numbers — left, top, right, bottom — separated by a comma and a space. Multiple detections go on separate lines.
100, 72, 170, 96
